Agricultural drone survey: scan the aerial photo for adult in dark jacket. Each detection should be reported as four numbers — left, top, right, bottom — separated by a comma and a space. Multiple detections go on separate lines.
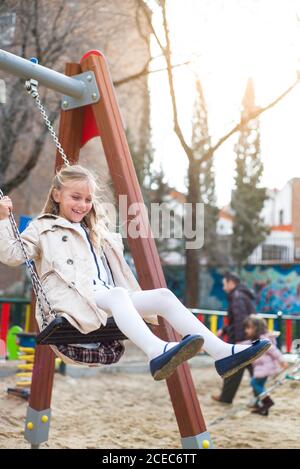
212, 272, 256, 404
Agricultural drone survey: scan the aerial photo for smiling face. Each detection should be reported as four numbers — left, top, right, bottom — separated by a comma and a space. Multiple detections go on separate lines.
52, 179, 94, 223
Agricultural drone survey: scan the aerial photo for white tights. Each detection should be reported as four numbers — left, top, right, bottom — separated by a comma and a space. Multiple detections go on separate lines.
93, 287, 249, 361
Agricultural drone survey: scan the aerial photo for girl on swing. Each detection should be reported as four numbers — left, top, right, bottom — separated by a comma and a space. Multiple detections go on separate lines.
0, 165, 270, 380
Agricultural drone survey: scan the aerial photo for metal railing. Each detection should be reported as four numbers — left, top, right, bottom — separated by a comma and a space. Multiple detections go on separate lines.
0, 298, 30, 344
1, 297, 299, 353
191, 308, 300, 353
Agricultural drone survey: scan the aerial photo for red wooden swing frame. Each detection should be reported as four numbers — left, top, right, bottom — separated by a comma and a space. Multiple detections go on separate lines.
26, 50, 212, 449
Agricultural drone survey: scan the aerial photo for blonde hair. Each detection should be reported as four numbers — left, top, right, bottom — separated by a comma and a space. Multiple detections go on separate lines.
42, 164, 111, 249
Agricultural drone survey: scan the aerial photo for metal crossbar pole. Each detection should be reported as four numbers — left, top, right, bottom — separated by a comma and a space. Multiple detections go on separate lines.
0, 49, 85, 98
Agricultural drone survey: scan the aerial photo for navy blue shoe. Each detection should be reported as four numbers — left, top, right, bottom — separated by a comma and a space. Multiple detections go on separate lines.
215, 339, 271, 378
150, 334, 204, 381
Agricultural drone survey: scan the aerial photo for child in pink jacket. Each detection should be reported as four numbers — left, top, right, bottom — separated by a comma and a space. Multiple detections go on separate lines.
244, 315, 288, 416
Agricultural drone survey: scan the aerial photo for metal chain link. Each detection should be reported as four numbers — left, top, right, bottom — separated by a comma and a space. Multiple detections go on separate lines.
33, 94, 70, 166
0, 78, 73, 328
0, 189, 56, 328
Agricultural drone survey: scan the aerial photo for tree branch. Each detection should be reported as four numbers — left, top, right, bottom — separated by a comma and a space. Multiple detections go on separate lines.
138, 0, 193, 159
2, 110, 59, 194
200, 79, 299, 164
139, 0, 299, 167
3, 131, 48, 193
114, 58, 191, 86
2, 102, 60, 194
137, 0, 166, 52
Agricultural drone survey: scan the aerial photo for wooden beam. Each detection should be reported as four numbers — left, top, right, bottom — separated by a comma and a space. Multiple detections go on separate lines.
80, 51, 207, 438
55, 63, 84, 168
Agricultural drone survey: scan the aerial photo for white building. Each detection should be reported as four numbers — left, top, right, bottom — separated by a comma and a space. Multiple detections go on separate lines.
249, 179, 300, 264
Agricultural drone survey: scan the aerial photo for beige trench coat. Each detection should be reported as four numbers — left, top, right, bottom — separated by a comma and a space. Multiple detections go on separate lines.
0, 214, 159, 336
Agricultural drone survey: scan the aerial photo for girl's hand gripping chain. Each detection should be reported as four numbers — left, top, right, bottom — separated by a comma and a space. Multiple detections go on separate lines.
0, 196, 13, 220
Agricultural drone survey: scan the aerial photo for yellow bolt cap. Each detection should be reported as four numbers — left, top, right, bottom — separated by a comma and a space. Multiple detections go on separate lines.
202, 439, 210, 449
27, 422, 34, 430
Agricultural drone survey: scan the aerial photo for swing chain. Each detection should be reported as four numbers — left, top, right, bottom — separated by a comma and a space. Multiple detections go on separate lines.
25, 79, 70, 167
0, 78, 72, 328
0, 189, 57, 328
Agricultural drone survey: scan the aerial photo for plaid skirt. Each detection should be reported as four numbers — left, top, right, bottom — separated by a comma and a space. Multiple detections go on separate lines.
57, 340, 125, 365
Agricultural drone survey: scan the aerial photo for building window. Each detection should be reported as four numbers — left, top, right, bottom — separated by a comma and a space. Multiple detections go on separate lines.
279, 209, 284, 225
262, 244, 289, 261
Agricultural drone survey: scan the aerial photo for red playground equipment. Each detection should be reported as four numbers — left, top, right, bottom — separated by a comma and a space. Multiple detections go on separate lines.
0, 48, 213, 449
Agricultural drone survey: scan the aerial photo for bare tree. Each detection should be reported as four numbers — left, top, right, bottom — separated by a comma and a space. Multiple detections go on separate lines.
0, 0, 198, 196
137, 0, 300, 307
0, 0, 110, 191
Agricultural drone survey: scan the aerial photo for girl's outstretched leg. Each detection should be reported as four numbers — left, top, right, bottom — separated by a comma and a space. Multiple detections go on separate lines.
93, 287, 204, 380
129, 288, 251, 360
93, 287, 176, 360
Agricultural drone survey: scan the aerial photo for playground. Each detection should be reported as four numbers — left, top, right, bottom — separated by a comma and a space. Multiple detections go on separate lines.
1, 343, 300, 449
1, 0, 300, 451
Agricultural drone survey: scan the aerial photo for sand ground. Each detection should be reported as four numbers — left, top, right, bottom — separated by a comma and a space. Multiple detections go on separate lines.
0, 343, 299, 449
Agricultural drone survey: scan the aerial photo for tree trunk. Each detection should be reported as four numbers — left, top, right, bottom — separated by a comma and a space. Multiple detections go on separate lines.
185, 158, 201, 307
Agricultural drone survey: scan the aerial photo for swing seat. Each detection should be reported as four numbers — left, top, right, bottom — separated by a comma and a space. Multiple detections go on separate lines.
36, 316, 128, 345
